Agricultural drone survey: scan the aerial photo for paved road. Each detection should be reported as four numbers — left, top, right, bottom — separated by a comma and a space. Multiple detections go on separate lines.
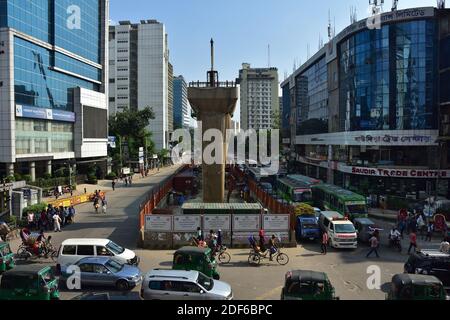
5, 167, 445, 300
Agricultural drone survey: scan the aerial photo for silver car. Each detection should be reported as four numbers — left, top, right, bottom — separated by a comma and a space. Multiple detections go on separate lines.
141, 269, 233, 300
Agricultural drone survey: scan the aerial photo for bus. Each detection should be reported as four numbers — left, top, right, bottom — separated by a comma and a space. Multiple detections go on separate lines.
275, 177, 314, 204
311, 184, 368, 220
288, 175, 322, 188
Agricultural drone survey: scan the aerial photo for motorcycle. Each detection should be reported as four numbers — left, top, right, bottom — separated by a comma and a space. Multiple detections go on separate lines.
388, 235, 402, 252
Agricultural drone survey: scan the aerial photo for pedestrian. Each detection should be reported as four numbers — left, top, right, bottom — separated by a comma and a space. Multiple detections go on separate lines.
408, 231, 418, 255
53, 213, 62, 232
0, 221, 11, 242
112, 180, 116, 191
321, 231, 329, 255
125, 177, 128, 187
101, 198, 107, 214
258, 229, 267, 253
367, 231, 380, 258
84, 187, 87, 194
27, 211, 35, 230
196, 227, 203, 242
425, 221, 434, 242
440, 238, 450, 254
69, 206, 76, 223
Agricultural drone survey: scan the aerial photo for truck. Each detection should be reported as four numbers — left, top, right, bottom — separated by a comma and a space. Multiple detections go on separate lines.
296, 215, 321, 241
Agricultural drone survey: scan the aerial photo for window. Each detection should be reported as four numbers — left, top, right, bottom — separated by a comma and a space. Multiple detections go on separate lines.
182, 282, 202, 293
96, 246, 113, 256
109, 97, 115, 102
93, 264, 108, 274
77, 245, 95, 256
79, 264, 94, 273
110, 79, 116, 83
149, 281, 162, 290
62, 245, 76, 255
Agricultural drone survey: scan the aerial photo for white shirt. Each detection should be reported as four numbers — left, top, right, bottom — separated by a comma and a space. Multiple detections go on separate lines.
440, 241, 450, 253
390, 230, 401, 238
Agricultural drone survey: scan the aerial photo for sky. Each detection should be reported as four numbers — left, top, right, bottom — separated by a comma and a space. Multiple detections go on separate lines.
109, 0, 440, 122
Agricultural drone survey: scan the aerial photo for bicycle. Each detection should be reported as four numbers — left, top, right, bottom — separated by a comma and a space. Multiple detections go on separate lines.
16, 237, 58, 262
216, 245, 231, 264
248, 245, 289, 266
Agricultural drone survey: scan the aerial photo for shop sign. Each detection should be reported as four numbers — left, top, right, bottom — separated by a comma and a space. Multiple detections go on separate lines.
342, 165, 450, 179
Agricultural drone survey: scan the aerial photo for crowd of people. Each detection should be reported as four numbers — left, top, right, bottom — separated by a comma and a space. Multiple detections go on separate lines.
26, 204, 76, 233
92, 190, 107, 214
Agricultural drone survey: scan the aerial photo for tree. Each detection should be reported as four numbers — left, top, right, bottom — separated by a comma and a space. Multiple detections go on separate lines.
108, 107, 155, 172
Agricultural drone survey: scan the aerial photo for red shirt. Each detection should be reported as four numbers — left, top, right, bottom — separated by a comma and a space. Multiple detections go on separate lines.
410, 233, 417, 244
322, 233, 329, 244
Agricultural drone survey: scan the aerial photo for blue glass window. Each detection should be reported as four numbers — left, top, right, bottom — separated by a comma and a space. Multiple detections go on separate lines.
55, 52, 101, 81
14, 37, 99, 112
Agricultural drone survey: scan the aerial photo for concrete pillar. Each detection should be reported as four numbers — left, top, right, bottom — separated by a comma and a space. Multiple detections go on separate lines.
30, 161, 36, 182
7, 163, 14, 176
46, 160, 52, 175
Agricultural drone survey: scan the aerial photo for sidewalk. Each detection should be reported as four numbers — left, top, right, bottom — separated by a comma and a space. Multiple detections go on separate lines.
41, 166, 175, 204
369, 208, 450, 229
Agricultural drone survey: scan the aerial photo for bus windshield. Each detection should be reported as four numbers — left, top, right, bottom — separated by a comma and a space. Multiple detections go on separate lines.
346, 204, 368, 215
293, 191, 312, 203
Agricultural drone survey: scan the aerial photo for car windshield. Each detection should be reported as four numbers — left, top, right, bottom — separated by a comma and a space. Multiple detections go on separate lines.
334, 224, 356, 233
346, 204, 368, 214
197, 273, 214, 291
105, 259, 124, 273
106, 241, 125, 254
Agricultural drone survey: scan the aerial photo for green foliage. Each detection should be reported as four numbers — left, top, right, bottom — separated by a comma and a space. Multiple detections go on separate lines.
14, 173, 22, 181
53, 167, 69, 178
105, 172, 117, 180
4, 215, 17, 226
5, 175, 15, 183
42, 173, 52, 180
29, 176, 75, 189
87, 174, 98, 185
23, 203, 48, 215
22, 174, 32, 183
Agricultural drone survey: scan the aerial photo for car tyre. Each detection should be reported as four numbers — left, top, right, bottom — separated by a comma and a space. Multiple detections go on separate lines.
116, 279, 130, 291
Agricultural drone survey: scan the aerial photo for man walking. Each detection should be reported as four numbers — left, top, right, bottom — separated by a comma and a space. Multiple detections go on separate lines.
408, 230, 418, 254
425, 221, 434, 242
53, 213, 62, 232
367, 231, 380, 258
321, 231, 329, 255
112, 180, 116, 191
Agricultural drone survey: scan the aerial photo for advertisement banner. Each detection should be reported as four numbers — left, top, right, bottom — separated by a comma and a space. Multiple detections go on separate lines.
145, 215, 173, 232
173, 215, 201, 232
262, 215, 290, 231
232, 215, 261, 231
203, 215, 231, 231
16, 104, 75, 123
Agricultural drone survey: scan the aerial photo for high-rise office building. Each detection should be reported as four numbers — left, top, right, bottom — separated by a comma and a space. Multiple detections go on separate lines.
237, 63, 279, 130
167, 62, 174, 133
281, 6, 450, 198
173, 75, 191, 129
0, 0, 109, 181
109, 20, 170, 151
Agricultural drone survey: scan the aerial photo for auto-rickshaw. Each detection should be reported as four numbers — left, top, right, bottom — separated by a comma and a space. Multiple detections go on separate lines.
0, 242, 15, 273
281, 270, 339, 300
0, 265, 60, 300
353, 218, 379, 243
387, 274, 447, 300
173, 246, 220, 280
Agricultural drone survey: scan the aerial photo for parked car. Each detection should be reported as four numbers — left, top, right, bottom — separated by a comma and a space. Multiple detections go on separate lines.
0, 242, 15, 273
60, 257, 142, 291
0, 265, 59, 300
173, 246, 220, 280
281, 270, 339, 300
404, 250, 450, 289
387, 274, 447, 300
141, 269, 233, 300
56, 238, 139, 272
72, 292, 142, 300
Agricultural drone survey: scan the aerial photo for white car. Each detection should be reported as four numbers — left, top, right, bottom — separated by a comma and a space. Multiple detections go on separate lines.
56, 238, 139, 271
141, 269, 233, 300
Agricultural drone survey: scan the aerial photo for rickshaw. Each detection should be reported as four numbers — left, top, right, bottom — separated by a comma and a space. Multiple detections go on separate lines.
0, 242, 15, 273
281, 270, 339, 300
387, 274, 447, 300
173, 246, 220, 280
0, 265, 60, 300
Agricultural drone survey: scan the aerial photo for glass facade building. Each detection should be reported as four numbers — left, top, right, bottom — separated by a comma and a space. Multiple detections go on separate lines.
0, 0, 107, 180
339, 20, 438, 131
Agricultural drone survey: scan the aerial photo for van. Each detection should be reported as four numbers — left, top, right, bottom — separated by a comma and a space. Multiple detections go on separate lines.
318, 211, 357, 249
56, 239, 139, 272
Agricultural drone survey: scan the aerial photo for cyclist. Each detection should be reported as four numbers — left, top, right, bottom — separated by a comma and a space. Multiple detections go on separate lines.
268, 235, 278, 261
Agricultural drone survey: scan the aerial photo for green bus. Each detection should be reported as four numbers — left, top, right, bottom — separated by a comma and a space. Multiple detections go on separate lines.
275, 177, 314, 205
311, 184, 368, 220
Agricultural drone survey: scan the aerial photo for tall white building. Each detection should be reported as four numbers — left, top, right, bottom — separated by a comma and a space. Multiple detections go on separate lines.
109, 20, 170, 151
238, 63, 279, 131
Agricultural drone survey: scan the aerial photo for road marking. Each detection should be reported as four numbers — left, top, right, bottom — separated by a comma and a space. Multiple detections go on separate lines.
255, 286, 283, 300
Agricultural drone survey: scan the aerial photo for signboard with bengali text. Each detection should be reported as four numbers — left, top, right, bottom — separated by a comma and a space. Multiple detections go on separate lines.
232, 215, 261, 232
173, 215, 201, 232
145, 215, 173, 232
203, 215, 231, 231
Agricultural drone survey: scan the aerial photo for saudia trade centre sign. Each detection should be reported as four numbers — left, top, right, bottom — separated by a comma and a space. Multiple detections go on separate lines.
346, 166, 450, 179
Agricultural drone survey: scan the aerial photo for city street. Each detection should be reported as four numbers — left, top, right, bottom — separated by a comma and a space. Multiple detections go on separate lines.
5, 164, 444, 300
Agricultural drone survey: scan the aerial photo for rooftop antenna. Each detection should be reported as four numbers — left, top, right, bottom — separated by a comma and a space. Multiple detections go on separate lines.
318, 33, 323, 50
328, 10, 332, 40
210, 38, 214, 72
392, 0, 399, 11
350, 6, 358, 24
437, 0, 445, 9
268, 44, 271, 68
369, 0, 385, 15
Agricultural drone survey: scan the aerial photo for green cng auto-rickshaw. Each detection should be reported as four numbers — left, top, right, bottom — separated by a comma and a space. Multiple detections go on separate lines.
0, 242, 15, 273
173, 246, 220, 280
281, 270, 339, 300
0, 265, 60, 300
387, 274, 447, 300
